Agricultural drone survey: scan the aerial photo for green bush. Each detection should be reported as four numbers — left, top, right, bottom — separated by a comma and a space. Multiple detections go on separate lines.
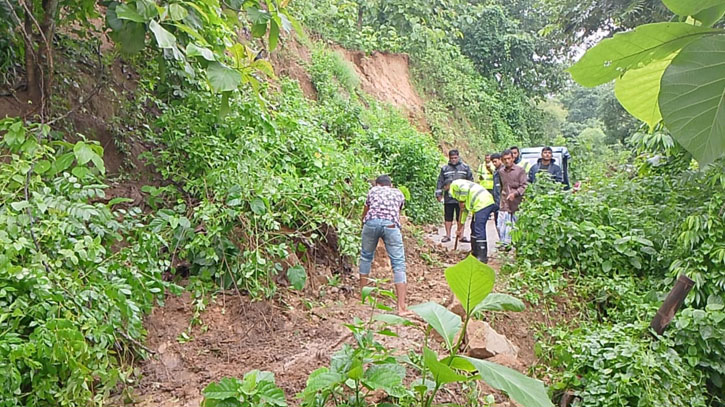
512, 176, 671, 278
295, 0, 405, 53
547, 323, 707, 407
514, 159, 725, 404
0, 119, 172, 406
669, 169, 725, 306
359, 102, 442, 223
670, 302, 725, 398
143, 80, 374, 294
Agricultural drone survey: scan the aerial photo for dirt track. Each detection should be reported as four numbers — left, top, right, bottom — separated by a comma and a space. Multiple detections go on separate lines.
130, 225, 541, 406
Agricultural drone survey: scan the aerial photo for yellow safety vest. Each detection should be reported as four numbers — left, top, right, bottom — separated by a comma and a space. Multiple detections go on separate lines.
449, 180, 495, 222
477, 163, 494, 190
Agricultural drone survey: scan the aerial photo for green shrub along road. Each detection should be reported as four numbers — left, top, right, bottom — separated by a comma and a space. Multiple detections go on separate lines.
2, 0, 725, 405
509, 155, 725, 405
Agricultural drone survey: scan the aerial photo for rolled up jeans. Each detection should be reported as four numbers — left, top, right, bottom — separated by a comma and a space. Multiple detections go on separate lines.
359, 218, 406, 283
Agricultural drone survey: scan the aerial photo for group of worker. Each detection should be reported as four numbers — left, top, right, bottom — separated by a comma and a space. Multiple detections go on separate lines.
435, 146, 563, 260
356, 147, 564, 315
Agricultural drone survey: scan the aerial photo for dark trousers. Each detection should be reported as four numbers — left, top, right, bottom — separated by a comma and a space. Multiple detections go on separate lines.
487, 190, 498, 226
471, 204, 496, 240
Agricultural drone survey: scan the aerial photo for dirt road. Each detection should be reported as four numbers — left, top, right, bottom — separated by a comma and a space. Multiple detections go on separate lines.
428, 216, 499, 256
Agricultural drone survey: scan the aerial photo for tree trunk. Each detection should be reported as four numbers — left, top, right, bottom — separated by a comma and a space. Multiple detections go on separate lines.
20, 0, 59, 117
24, 11, 41, 104
39, 0, 59, 102
650, 274, 695, 336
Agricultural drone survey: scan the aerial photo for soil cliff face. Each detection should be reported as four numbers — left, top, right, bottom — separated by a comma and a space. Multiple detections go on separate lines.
272, 38, 428, 131
340, 49, 427, 131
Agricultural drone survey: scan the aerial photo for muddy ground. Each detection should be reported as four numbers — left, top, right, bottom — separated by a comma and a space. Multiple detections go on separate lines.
127, 220, 549, 407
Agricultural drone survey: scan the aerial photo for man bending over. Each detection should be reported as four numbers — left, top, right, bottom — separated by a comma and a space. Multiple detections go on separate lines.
442, 179, 496, 263
359, 175, 408, 315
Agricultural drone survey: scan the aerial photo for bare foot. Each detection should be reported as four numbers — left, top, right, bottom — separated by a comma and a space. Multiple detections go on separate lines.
397, 309, 415, 318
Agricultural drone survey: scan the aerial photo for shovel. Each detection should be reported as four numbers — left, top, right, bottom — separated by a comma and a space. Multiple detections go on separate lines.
453, 235, 459, 251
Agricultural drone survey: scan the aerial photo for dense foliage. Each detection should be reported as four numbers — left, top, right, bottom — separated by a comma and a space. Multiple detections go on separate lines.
456, 3, 564, 95
548, 322, 707, 407
3, 0, 724, 405
0, 42, 445, 401
295, 0, 562, 163
535, 4, 725, 400
511, 142, 725, 404
308, 48, 442, 223
133, 45, 442, 298
0, 118, 175, 406
1, 0, 293, 115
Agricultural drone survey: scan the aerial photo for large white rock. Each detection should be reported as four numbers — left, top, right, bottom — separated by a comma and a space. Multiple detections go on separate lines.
466, 321, 519, 359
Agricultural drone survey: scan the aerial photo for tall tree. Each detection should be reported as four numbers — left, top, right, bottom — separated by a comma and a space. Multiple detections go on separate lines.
541, 0, 672, 52
457, 4, 564, 96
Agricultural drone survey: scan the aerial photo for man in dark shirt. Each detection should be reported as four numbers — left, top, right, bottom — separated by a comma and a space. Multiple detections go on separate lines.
359, 175, 408, 315
435, 149, 474, 243
528, 146, 564, 184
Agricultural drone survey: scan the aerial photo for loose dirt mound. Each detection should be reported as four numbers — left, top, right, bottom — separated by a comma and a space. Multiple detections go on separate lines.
137, 292, 348, 406
133, 230, 450, 406
130, 227, 544, 407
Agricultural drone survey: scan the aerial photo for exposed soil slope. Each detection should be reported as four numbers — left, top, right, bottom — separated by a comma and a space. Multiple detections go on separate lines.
338, 48, 427, 131
133, 229, 450, 406
272, 38, 428, 131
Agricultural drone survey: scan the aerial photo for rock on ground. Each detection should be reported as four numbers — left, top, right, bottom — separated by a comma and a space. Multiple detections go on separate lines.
466, 321, 520, 359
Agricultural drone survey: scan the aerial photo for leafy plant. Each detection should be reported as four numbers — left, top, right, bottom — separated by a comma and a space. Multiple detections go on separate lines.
202, 371, 287, 407
287, 264, 307, 290
568, 3, 725, 164
300, 256, 552, 407
670, 300, 725, 396
411, 255, 551, 407
669, 176, 725, 306
299, 283, 413, 407
544, 322, 707, 407
0, 118, 175, 405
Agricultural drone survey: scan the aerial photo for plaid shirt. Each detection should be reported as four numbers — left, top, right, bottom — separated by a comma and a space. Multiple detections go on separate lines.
364, 186, 405, 228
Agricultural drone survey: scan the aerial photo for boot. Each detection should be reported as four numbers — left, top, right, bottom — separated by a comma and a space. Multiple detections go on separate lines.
470, 238, 479, 258
475, 239, 488, 263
